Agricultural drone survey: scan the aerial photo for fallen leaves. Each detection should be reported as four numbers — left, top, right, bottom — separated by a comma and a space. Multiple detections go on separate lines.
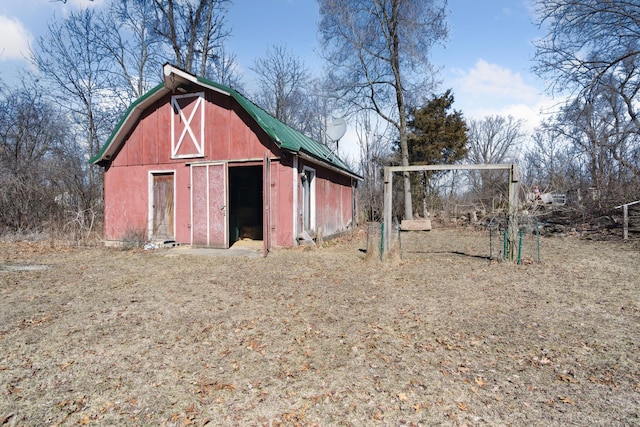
4, 383, 22, 396
59, 360, 75, 370
456, 401, 470, 411
557, 373, 577, 383
558, 396, 575, 405
17, 314, 52, 331
0, 414, 16, 425
194, 379, 235, 397
1, 232, 638, 425
397, 392, 409, 401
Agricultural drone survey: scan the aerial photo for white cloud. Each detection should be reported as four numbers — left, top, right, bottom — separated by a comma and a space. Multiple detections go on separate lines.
64, 0, 106, 8
449, 59, 557, 131
0, 15, 32, 61
453, 59, 539, 104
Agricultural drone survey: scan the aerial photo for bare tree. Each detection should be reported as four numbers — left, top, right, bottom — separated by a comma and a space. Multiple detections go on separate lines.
205, 45, 244, 90
318, 0, 448, 220
98, 0, 164, 103
467, 115, 524, 164
523, 123, 575, 194
153, 0, 231, 77
0, 83, 84, 233
31, 8, 114, 208
533, 0, 640, 196
546, 88, 640, 207
252, 45, 312, 129
534, 1, 640, 97
355, 110, 394, 221
466, 115, 525, 204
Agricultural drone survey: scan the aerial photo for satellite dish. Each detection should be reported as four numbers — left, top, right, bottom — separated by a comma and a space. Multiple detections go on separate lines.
326, 117, 347, 142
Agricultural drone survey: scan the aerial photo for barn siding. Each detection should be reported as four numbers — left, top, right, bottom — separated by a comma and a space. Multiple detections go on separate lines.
103, 87, 356, 248
296, 159, 354, 239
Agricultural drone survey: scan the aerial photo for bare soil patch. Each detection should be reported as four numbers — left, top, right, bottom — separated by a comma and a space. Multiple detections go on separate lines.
1, 229, 639, 426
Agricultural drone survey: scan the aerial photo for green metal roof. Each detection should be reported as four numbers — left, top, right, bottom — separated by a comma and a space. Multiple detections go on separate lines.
91, 65, 359, 178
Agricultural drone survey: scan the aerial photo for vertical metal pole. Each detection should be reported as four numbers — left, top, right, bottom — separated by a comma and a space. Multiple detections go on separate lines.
383, 167, 393, 257
507, 164, 520, 262
623, 204, 629, 240
517, 229, 523, 265
398, 224, 402, 260
380, 222, 384, 261
503, 228, 507, 261
535, 217, 541, 263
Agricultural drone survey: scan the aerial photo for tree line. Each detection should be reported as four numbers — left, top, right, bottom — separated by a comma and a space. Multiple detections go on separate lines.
348, 0, 640, 224
1, 0, 639, 239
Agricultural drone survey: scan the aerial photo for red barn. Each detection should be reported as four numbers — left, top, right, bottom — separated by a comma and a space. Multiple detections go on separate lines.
90, 64, 360, 252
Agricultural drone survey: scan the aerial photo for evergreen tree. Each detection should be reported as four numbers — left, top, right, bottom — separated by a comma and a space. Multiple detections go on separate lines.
407, 89, 468, 166
403, 89, 468, 216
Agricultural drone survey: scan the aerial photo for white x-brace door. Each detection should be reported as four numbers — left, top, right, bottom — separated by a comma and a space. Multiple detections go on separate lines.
171, 92, 205, 159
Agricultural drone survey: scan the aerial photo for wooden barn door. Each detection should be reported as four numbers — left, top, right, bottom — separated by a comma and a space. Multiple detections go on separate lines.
151, 173, 175, 240
191, 163, 228, 247
263, 154, 271, 256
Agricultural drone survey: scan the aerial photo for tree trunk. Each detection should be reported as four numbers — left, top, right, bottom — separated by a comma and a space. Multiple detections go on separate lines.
389, 0, 412, 220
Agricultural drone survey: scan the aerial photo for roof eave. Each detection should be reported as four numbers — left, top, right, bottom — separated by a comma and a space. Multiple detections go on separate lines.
89, 83, 167, 165
297, 150, 363, 181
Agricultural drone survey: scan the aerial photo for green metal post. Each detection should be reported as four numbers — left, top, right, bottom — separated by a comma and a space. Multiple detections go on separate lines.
503, 228, 507, 261
535, 217, 541, 263
380, 222, 384, 261
398, 224, 402, 260
517, 229, 523, 265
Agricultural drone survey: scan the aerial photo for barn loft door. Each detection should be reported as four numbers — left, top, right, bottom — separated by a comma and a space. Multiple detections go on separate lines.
191, 163, 228, 248
171, 92, 205, 159
150, 172, 175, 240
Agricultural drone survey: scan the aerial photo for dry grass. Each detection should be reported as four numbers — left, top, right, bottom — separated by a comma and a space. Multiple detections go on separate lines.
1, 228, 639, 426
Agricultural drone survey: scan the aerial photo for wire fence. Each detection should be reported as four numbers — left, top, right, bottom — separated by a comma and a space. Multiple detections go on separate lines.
364, 215, 544, 264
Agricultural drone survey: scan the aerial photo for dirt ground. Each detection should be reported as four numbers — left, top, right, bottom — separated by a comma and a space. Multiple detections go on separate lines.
1, 228, 639, 426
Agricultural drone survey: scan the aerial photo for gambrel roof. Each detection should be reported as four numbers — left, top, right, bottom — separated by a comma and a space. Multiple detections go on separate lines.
90, 64, 359, 178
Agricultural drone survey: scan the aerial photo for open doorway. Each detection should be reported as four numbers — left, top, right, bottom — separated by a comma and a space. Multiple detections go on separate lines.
228, 165, 263, 246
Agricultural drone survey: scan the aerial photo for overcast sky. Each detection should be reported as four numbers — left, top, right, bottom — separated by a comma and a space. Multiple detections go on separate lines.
0, 0, 555, 161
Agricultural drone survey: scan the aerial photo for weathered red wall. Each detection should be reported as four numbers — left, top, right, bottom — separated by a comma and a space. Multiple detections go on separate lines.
103, 164, 191, 243
296, 159, 355, 239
